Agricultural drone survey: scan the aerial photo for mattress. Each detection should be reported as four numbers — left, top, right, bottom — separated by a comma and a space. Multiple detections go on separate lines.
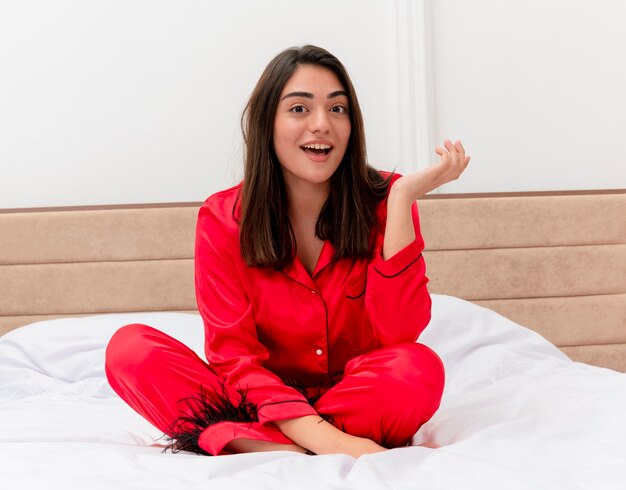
1, 294, 624, 489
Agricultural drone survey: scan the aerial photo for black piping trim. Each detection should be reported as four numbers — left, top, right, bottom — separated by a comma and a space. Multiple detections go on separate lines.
373, 253, 422, 279
346, 287, 366, 300
257, 399, 312, 411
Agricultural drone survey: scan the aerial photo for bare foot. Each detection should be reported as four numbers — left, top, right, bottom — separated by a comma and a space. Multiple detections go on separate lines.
225, 438, 308, 454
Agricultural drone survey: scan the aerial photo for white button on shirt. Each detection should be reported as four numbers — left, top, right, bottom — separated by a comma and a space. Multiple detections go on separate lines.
315, 349, 323, 356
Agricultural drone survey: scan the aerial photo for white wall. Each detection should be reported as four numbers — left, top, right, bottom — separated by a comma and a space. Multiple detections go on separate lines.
432, 0, 626, 193
0, 1, 624, 209
0, 0, 403, 208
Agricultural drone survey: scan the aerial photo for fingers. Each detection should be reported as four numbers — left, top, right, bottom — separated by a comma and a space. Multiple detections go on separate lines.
434, 145, 451, 175
434, 138, 470, 184
440, 139, 470, 166
454, 140, 471, 168
400, 139, 469, 198
435, 146, 447, 157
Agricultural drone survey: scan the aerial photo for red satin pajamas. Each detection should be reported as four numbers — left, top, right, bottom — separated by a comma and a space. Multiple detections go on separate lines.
105, 173, 445, 455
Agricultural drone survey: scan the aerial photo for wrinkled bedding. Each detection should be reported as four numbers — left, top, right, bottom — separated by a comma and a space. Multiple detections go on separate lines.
1, 295, 624, 489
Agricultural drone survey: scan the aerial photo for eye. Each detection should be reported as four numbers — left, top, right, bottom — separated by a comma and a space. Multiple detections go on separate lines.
331, 105, 348, 114
290, 105, 307, 113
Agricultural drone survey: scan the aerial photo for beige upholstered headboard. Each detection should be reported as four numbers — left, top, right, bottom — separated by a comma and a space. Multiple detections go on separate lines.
1, 190, 624, 371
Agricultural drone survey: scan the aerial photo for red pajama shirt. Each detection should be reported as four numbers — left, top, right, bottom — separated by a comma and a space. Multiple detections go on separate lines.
196, 172, 432, 427
106, 172, 443, 455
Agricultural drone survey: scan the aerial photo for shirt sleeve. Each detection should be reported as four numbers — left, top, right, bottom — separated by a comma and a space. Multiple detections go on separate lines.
364, 196, 432, 346
195, 200, 317, 425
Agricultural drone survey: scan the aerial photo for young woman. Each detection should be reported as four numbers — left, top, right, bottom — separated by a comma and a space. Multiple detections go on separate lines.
105, 45, 469, 458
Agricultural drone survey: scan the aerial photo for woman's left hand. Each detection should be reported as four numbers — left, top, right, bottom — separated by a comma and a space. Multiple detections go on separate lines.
382, 138, 469, 260
392, 139, 470, 201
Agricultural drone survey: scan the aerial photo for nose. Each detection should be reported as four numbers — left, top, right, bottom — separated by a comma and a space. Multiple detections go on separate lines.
309, 108, 331, 134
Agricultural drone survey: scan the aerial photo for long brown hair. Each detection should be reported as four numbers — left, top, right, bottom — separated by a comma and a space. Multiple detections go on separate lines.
238, 45, 392, 269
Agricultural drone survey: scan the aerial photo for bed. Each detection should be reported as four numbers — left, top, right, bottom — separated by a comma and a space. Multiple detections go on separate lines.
1, 189, 625, 489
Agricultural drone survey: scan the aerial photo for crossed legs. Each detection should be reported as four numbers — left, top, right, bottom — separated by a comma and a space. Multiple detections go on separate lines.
105, 324, 444, 455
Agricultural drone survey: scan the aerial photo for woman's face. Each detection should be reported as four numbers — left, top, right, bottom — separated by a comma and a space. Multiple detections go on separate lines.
273, 64, 351, 195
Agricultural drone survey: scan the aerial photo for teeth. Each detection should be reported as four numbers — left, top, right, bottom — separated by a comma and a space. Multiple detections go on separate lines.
303, 143, 331, 150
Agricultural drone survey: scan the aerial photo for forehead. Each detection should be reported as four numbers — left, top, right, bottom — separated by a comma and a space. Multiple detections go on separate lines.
280, 64, 346, 96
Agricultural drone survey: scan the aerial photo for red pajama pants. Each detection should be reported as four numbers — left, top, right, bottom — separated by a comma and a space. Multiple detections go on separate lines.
105, 324, 444, 455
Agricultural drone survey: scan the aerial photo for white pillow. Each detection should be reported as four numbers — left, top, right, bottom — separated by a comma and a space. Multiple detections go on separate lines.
0, 312, 204, 399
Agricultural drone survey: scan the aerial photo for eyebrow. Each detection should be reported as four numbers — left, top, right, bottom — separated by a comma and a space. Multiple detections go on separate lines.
281, 90, 348, 101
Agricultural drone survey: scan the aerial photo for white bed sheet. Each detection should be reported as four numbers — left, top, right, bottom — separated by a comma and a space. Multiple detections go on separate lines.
1, 295, 624, 489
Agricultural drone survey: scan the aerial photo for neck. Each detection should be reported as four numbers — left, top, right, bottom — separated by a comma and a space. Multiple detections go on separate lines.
285, 181, 330, 222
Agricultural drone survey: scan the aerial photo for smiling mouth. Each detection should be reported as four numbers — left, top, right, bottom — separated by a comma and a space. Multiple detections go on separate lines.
301, 144, 333, 156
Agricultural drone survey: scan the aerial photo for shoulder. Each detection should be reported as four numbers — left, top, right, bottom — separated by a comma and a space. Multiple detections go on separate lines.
197, 182, 243, 240
372, 168, 404, 215
376, 169, 402, 186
